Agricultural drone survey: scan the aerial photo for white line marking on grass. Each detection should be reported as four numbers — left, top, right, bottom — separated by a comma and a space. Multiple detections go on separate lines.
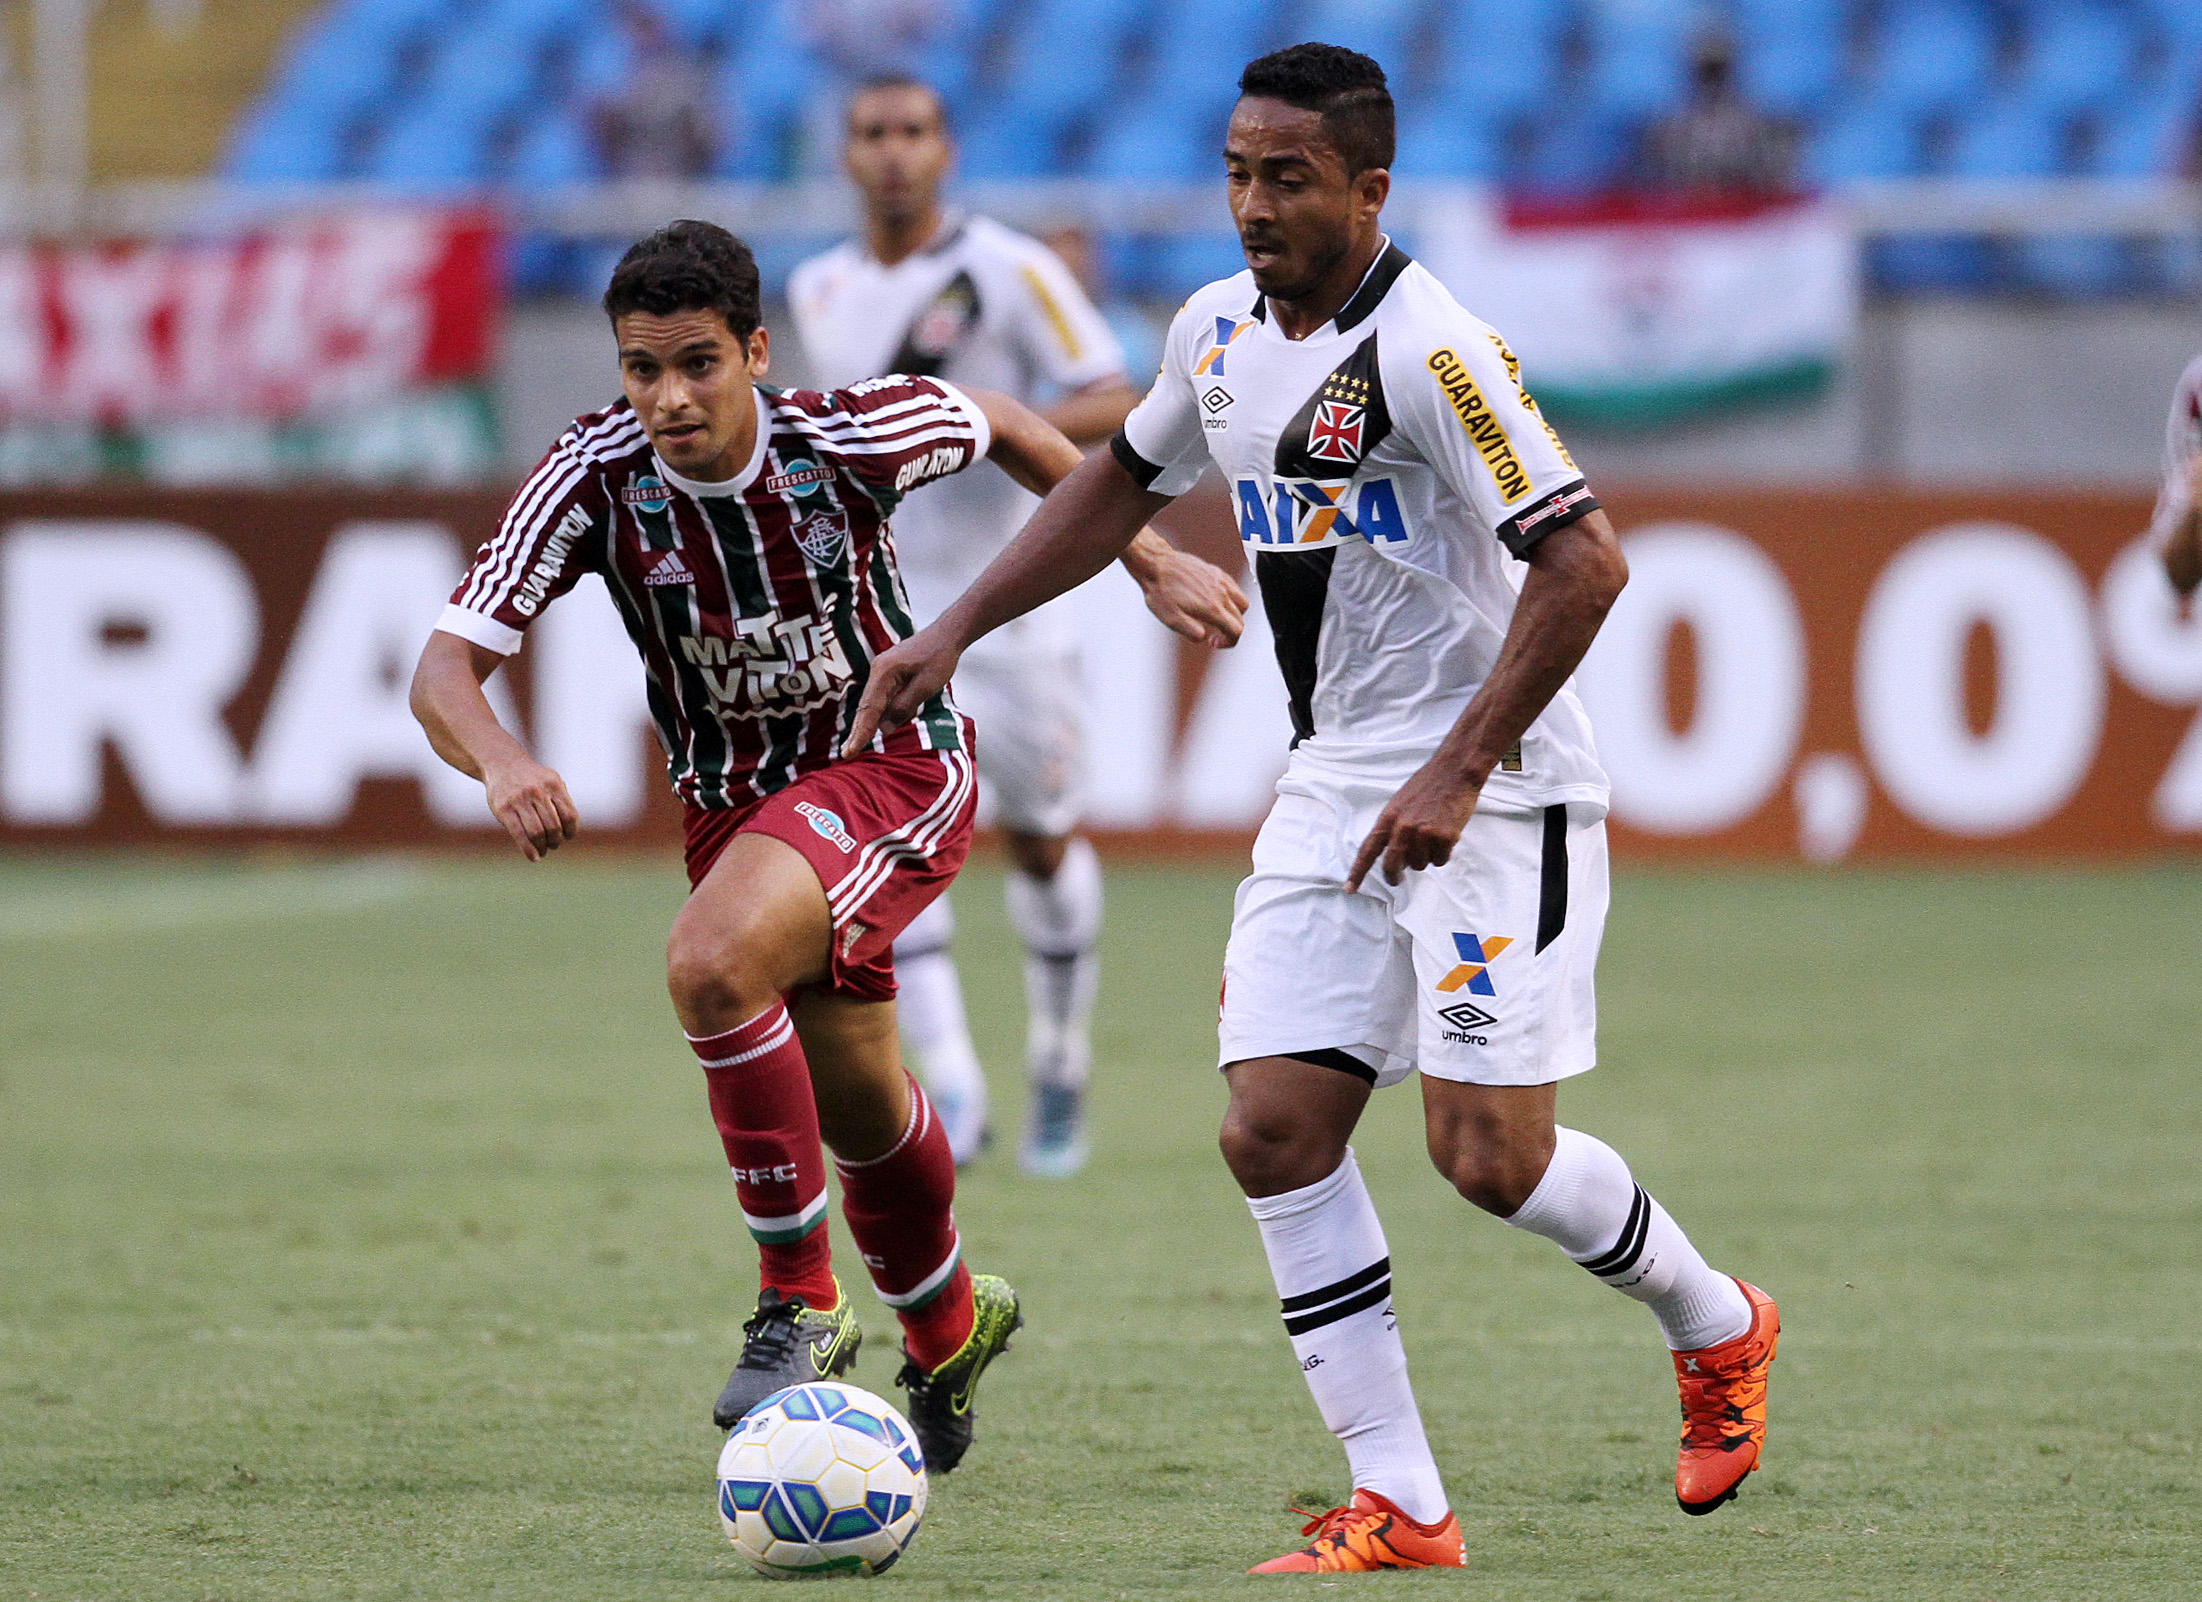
0, 861, 425, 941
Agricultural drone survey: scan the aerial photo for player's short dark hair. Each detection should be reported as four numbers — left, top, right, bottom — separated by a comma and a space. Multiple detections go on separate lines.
1238, 42, 1395, 175
846, 73, 948, 133
602, 220, 761, 341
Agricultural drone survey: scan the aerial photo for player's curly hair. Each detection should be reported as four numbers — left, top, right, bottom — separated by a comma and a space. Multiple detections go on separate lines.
1238, 42, 1395, 176
602, 220, 762, 341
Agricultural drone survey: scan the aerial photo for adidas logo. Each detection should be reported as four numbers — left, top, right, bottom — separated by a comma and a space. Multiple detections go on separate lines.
644, 550, 695, 587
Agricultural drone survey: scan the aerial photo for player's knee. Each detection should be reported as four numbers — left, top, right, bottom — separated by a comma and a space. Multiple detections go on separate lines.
1429, 1121, 1554, 1216
665, 919, 774, 1030
1218, 1101, 1343, 1197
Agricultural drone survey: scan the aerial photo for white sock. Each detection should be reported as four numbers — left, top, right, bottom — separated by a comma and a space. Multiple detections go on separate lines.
1003, 838, 1102, 1093
1505, 1127, 1752, 1352
890, 899, 987, 1157
1246, 1151, 1449, 1525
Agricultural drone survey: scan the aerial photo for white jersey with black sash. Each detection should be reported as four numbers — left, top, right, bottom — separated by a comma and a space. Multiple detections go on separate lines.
790, 213, 1124, 641
1113, 240, 1610, 816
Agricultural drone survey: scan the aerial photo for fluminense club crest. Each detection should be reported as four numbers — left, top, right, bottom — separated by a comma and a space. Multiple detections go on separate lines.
794, 512, 849, 568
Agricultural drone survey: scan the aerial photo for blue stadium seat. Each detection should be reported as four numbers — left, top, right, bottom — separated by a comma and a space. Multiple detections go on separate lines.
2010, 1, 2138, 117
710, 13, 818, 181
223, 0, 433, 178
1391, 107, 1502, 180
1730, 0, 1846, 116
361, 103, 497, 188
1870, 235, 1993, 293
1580, 0, 1696, 120
507, 104, 603, 190
1083, 100, 1219, 180
1860, 0, 1999, 115
956, 105, 1060, 179
2010, 236, 2134, 297
1804, 99, 1927, 181
975, 0, 1146, 168
2090, 87, 2196, 177
1418, 0, 1565, 125
1946, 98, 2065, 177
1142, 0, 1287, 115
225, 102, 356, 182
313, 0, 460, 54
1515, 110, 1631, 193
1294, 0, 1421, 76
655, 0, 742, 52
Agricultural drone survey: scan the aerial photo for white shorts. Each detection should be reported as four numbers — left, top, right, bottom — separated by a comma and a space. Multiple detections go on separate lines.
1218, 771, 1609, 1089
951, 641, 1082, 839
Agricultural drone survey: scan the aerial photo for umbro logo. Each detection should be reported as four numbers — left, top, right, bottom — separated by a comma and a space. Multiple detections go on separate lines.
1201, 385, 1234, 413
644, 550, 695, 586
1436, 1000, 1497, 1032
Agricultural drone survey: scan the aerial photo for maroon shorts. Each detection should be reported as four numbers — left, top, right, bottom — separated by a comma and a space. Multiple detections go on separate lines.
683, 747, 977, 1004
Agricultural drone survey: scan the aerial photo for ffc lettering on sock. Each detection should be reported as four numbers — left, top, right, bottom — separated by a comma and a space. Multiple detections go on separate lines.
835, 1077, 973, 1366
689, 1003, 835, 1308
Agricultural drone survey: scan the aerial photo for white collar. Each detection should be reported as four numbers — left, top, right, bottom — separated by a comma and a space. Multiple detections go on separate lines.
653, 389, 770, 496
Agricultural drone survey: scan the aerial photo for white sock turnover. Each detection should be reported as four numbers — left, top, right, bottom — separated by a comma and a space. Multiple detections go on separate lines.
1246, 1150, 1449, 1524
1003, 838, 1102, 1092
1505, 1126, 1752, 1352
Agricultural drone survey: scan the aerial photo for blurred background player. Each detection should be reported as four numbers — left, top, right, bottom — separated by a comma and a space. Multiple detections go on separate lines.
2152, 351, 2202, 597
790, 75, 1170, 1175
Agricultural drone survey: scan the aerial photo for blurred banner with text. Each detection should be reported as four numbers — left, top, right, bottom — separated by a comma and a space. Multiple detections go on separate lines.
0, 486, 2194, 861
0, 211, 502, 485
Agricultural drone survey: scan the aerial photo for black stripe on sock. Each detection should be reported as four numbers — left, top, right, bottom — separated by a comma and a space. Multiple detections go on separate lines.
1278, 1256, 1392, 1314
1282, 1278, 1394, 1336
1535, 803, 1569, 954
1579, 1185, 1651, 1279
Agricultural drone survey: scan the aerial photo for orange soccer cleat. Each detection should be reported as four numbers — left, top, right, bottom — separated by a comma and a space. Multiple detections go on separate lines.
1672, 1278, 1780, 1515
1247, 1489, 1466, 1574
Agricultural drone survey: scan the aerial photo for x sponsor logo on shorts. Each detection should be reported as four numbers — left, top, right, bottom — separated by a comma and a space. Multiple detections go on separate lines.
1435, 933, 1512, 1042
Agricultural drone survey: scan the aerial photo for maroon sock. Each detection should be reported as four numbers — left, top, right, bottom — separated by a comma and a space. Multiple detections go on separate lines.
689, 1002, 836, 1310
835, 1076, 974, 1368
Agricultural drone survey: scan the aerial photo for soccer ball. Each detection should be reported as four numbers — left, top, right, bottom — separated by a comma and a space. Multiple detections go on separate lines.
716, 1382, 929, 1578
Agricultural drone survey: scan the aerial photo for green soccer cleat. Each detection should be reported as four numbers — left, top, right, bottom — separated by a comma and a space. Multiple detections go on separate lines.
712, 1281, 863, 1429
893, 1273, 1022, 1473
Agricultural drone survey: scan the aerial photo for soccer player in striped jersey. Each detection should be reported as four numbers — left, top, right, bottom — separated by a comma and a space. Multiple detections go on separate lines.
790, 76, 1147, 1176
851, 45, 1778, 1567
409, 221, 1244, 1468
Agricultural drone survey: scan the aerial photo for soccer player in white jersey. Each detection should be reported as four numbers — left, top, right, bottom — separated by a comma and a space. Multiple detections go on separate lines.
2150, 352, 2202, 597
789, 77, 1199, 1175
850, 44, 1782, 1572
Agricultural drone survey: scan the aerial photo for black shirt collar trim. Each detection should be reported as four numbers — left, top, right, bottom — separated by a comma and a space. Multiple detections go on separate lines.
1247, 238, 1413, 333
1333, 240, 1412, 332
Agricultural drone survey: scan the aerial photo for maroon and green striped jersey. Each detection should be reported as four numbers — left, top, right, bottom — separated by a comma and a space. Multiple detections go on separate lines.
438, 375, 987, 809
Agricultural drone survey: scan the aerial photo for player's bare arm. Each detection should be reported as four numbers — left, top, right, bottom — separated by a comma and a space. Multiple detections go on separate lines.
2167, 449, 2202, 597
962, 384, 1248, 645
1346, 509, 1628, 891
410, 631, 578, 861
1041, 374, 1140, 445
845, 446, 1172, 753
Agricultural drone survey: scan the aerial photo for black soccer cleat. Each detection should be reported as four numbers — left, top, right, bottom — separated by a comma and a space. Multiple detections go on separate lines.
893, 1272, 1021, 1474
712, 1280, 863, 1429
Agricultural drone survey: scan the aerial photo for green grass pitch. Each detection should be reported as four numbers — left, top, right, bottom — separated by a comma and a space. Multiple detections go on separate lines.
2, 852, 2197, 1600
